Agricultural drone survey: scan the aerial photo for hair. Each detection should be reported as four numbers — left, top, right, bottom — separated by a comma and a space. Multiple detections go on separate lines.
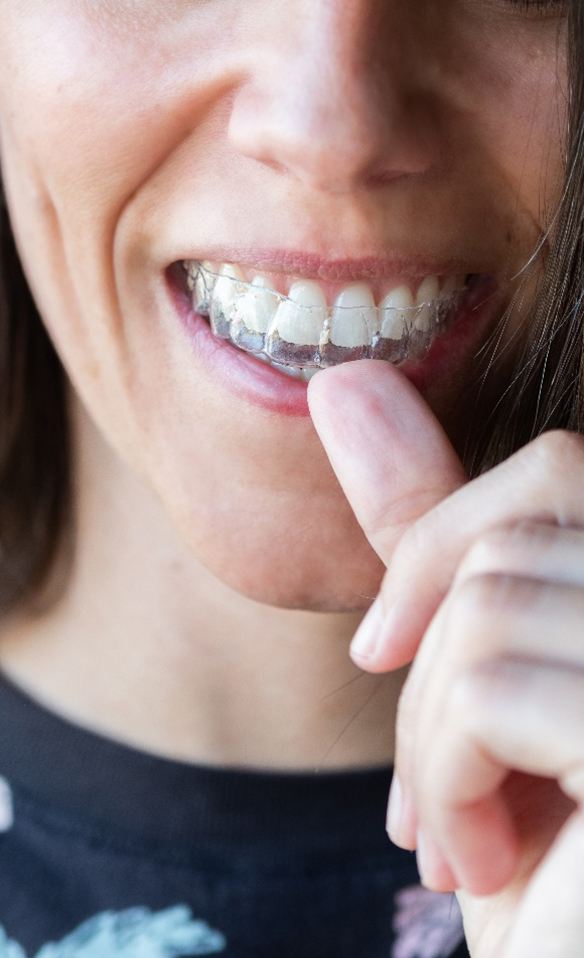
464, 2, 584, 471
0, 191, 72, 617
0, 4, 583, 619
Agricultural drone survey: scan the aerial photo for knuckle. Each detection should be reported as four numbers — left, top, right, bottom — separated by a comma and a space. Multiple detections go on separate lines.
449, 572, 536, 634
528, 430, 584, 478
451, 573, 503, 620
459, 520, 558, 577
459, 528, 512, 576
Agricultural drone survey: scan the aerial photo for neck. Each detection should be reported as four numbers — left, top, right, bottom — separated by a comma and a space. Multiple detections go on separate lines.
0, 396, 405, 771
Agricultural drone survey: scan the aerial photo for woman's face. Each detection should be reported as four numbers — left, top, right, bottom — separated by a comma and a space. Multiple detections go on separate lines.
0, 0, 567, 612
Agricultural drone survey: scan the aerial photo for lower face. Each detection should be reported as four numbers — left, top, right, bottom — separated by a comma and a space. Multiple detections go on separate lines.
0, 0, 568, 611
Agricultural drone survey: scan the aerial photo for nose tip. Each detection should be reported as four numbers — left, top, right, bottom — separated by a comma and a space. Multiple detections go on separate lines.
232, 110, 406, 195
228, 57, 435, 195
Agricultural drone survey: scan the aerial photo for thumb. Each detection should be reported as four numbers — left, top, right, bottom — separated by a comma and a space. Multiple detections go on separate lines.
308, 359, 467, 650
308, 360, 467, 558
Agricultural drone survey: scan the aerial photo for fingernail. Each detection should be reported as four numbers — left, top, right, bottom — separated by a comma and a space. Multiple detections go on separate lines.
416, 829, 451, 891
350, 598, 384, 661
386, 773, 403, 839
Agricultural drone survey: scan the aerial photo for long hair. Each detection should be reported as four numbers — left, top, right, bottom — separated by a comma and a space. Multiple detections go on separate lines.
1, 5, 583, 618
0, 189, 72, 617
464, 2, 584, 471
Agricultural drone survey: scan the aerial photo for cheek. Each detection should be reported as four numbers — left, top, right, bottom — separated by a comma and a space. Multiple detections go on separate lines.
0, 2, 244, 216
435, 19, 567, 232
0, 20, 166, 228
0, 9, 383, 611
0, 8, 200, 453
0, 3, 241, 402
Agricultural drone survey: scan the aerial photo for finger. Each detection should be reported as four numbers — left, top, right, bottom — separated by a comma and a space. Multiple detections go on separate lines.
387, 597, 455, 849
353, 519, 584, 672
501, 810, 584, 958
418, 656, 584, 895
392, 573, 584, 850
415, 829, 459, 893
364, 430, 584, 669
453, 520, 584, 590
307, 359, 467, 566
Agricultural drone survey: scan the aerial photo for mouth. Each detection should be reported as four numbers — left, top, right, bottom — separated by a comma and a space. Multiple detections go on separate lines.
174, 259, 491, 383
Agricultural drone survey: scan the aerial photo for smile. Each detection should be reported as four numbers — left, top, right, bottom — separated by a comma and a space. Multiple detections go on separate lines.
182, 261, 481, 382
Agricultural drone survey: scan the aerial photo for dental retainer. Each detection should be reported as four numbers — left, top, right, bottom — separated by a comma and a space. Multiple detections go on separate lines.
184, 261, 467, 376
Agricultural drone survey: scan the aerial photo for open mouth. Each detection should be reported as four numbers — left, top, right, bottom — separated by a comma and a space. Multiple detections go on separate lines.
176, 260, 492, 383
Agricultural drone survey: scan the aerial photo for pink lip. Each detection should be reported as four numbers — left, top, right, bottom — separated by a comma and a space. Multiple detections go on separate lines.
165, 264, 501, 419
178, 247, 491, 283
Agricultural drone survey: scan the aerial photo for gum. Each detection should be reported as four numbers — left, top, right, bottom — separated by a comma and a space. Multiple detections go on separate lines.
185, 262, 467, 370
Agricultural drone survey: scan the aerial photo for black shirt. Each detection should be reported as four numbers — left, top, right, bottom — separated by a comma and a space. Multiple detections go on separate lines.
0, 669, 470, 957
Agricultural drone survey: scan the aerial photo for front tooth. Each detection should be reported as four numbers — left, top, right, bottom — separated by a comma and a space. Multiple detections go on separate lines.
330, 283, 377, 347
273, 280, 326, 345
379, 286, 414, 339
415, 275, 440, 332
237, 275, 278, 333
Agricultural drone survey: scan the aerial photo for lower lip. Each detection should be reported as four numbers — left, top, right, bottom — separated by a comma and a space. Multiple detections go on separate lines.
166, 266, 500, 418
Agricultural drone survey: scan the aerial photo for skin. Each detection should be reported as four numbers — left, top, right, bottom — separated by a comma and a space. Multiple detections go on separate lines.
310, 364, 584, 955
0, 3, 579, 950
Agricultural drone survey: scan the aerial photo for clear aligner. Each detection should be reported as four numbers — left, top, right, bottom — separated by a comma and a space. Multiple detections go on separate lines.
184, 261, 467, 370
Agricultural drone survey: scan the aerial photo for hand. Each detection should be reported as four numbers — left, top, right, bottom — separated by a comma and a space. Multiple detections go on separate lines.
308, 360, 584, 958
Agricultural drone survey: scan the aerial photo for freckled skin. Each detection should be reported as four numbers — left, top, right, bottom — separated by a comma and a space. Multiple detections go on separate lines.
0, 0, 567, 611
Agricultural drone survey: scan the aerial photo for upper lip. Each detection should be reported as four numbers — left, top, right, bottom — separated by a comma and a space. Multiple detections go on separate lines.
179, 247, 491, 283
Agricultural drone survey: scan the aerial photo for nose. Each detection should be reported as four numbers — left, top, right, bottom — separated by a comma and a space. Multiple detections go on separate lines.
228, 1, 437, 195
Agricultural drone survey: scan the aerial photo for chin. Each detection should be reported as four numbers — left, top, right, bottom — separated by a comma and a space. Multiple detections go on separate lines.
186, 520, 385, 613
214, 567, 384, 614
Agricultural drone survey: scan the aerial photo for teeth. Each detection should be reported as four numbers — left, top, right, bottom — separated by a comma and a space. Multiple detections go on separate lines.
273, 280, 326, 346
237, 275, 278, 334
269, 361, 303, 379
254, 352, 316, 381
442, 274, 464, 297
330, 283, 377, 347
213, 264, 244, 310
379, 285, 414, 339
184, 261, 468, 372
189, 260, 219, 308
415, 275, 440, 333
210, 264, 245, 336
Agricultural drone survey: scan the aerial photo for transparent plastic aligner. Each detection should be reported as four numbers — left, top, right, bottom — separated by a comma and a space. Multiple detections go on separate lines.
184, 262, 466, 369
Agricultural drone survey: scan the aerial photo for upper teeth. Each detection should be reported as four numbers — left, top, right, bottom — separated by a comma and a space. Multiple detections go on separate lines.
331, 282, 377, 348
274, 281, 327, 346
184, 260, 466, 368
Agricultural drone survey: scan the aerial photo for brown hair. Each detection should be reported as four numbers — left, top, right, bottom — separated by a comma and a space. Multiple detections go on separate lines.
464, 2, 584, 472
0, 193, 72, 617
0, 3, 583, 619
